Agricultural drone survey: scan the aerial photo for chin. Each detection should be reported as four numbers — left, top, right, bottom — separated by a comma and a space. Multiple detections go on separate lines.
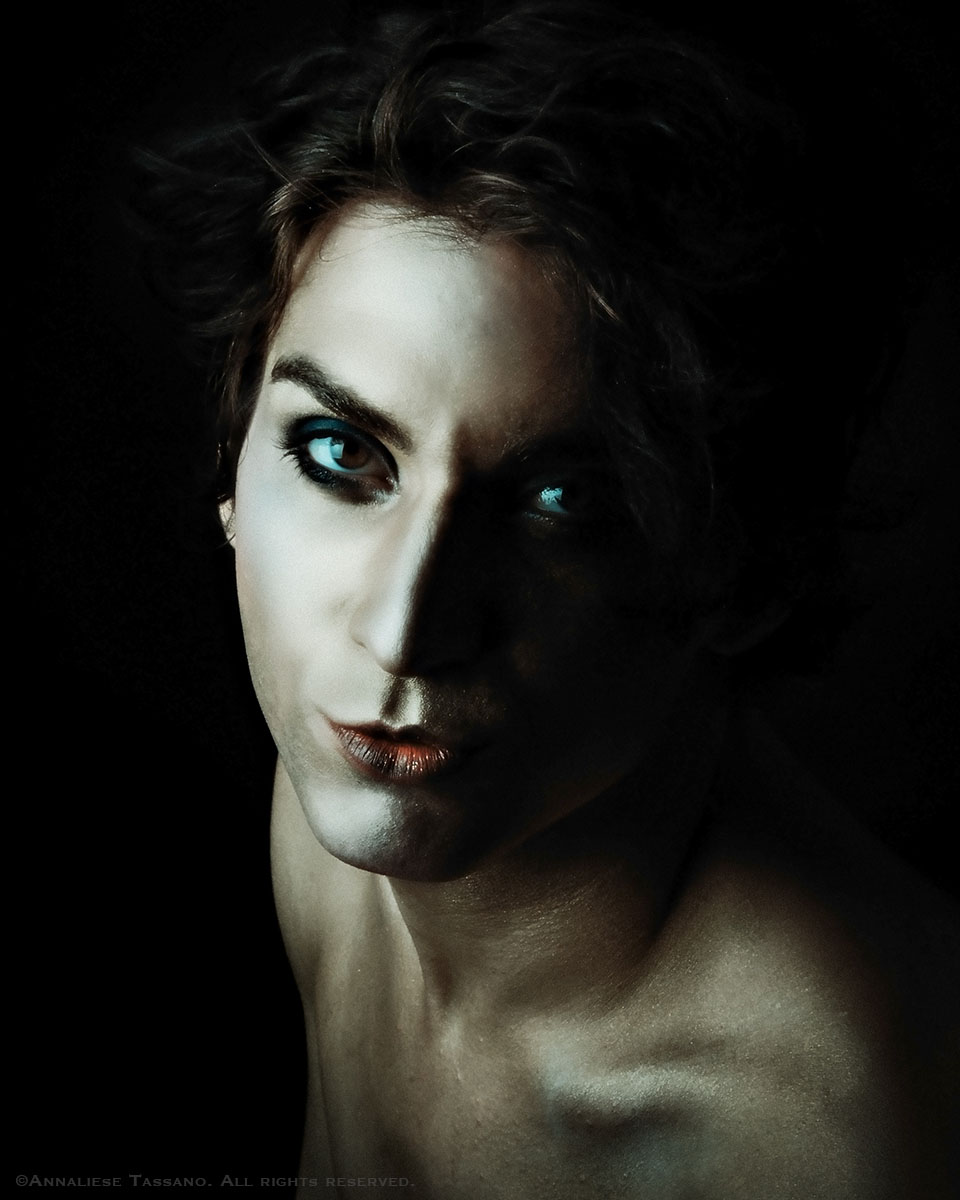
294, 774, 502, 882
320, 827, 494, 884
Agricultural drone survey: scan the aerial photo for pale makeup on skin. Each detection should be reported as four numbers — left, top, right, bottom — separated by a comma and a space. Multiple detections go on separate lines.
224, 202, 957, 1200
226, 201, 715, 883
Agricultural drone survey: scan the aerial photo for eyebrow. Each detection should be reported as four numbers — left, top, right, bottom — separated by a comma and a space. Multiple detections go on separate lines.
271, 351, 605, 472
270, 354, 413, 454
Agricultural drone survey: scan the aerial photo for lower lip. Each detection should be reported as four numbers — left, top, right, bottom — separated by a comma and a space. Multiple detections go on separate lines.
330, 724, 461, 782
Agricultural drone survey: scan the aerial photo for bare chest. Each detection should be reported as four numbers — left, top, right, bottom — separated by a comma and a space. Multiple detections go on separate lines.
309, 1005, 705, 1200
300, 970, 904, 1200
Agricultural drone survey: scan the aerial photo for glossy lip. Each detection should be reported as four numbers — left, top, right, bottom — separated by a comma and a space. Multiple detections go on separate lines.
329, 721, 466, 783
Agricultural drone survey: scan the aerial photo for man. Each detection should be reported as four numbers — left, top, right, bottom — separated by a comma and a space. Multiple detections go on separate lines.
141, 4, 958, 1194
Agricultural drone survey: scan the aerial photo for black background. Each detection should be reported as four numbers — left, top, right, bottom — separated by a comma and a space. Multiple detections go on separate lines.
17, 0, 959, 1185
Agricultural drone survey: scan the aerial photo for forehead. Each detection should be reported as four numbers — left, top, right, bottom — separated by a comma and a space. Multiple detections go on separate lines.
264, 203, 582, 461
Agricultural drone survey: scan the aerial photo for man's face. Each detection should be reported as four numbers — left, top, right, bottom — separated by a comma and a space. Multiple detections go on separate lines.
230, 202, 711, 881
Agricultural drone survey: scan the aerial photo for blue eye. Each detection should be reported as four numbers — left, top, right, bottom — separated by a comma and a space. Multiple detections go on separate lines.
305, 431, 374, 474
282, 417, 395, 499
527, 479, 594, 522
532, 485, 570, 515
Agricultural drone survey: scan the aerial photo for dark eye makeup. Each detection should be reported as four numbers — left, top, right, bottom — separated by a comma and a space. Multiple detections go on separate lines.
280, 416, 397, 502
280, 413, 614, 530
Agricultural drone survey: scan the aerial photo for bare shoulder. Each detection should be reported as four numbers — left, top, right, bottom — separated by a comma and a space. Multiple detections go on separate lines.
537, 714, 958, 1199
652, 711, 959, 1196
698, 710, 960, 1022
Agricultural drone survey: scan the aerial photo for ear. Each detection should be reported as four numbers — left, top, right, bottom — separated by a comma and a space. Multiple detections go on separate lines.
705, 603, 792, 657
219, 498, 236, 546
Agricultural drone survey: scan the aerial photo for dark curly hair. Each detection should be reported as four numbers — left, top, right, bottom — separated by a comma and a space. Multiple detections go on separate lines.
134, 1, 901, 665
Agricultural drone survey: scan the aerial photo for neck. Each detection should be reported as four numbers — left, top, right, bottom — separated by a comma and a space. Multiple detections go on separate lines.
381, 680, 728, 1026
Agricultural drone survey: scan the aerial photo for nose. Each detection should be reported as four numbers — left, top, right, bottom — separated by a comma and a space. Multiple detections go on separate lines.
348, 493, 488, 677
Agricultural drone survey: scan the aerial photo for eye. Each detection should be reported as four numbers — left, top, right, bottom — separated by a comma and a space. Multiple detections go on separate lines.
281, 417, 396, 500
526, 479, 593, 522
305, 430, 375, 474
531, 484, 572, 516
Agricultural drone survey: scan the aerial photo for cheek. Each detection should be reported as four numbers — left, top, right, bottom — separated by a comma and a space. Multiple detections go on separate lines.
231, 447, 380, 735
526, 612, 690, 731
233, 534, 301, 729
510, 545, 670, 686
509, 554, 700, 769
232, 456, 324, 718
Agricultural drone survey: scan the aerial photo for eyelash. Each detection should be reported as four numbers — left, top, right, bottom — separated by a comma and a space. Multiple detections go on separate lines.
280, 415, 602, 528
280, 417, 397, 502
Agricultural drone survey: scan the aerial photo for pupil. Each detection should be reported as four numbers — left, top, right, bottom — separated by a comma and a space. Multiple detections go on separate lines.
331, 436, 366, 469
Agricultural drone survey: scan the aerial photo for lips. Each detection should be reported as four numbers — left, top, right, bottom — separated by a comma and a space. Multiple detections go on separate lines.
329, 722, 463, 782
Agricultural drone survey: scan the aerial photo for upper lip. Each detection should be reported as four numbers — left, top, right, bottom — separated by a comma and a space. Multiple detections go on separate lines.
328, 719, 478, 782
328, 719, 493, 754
349, 722, 440, 744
